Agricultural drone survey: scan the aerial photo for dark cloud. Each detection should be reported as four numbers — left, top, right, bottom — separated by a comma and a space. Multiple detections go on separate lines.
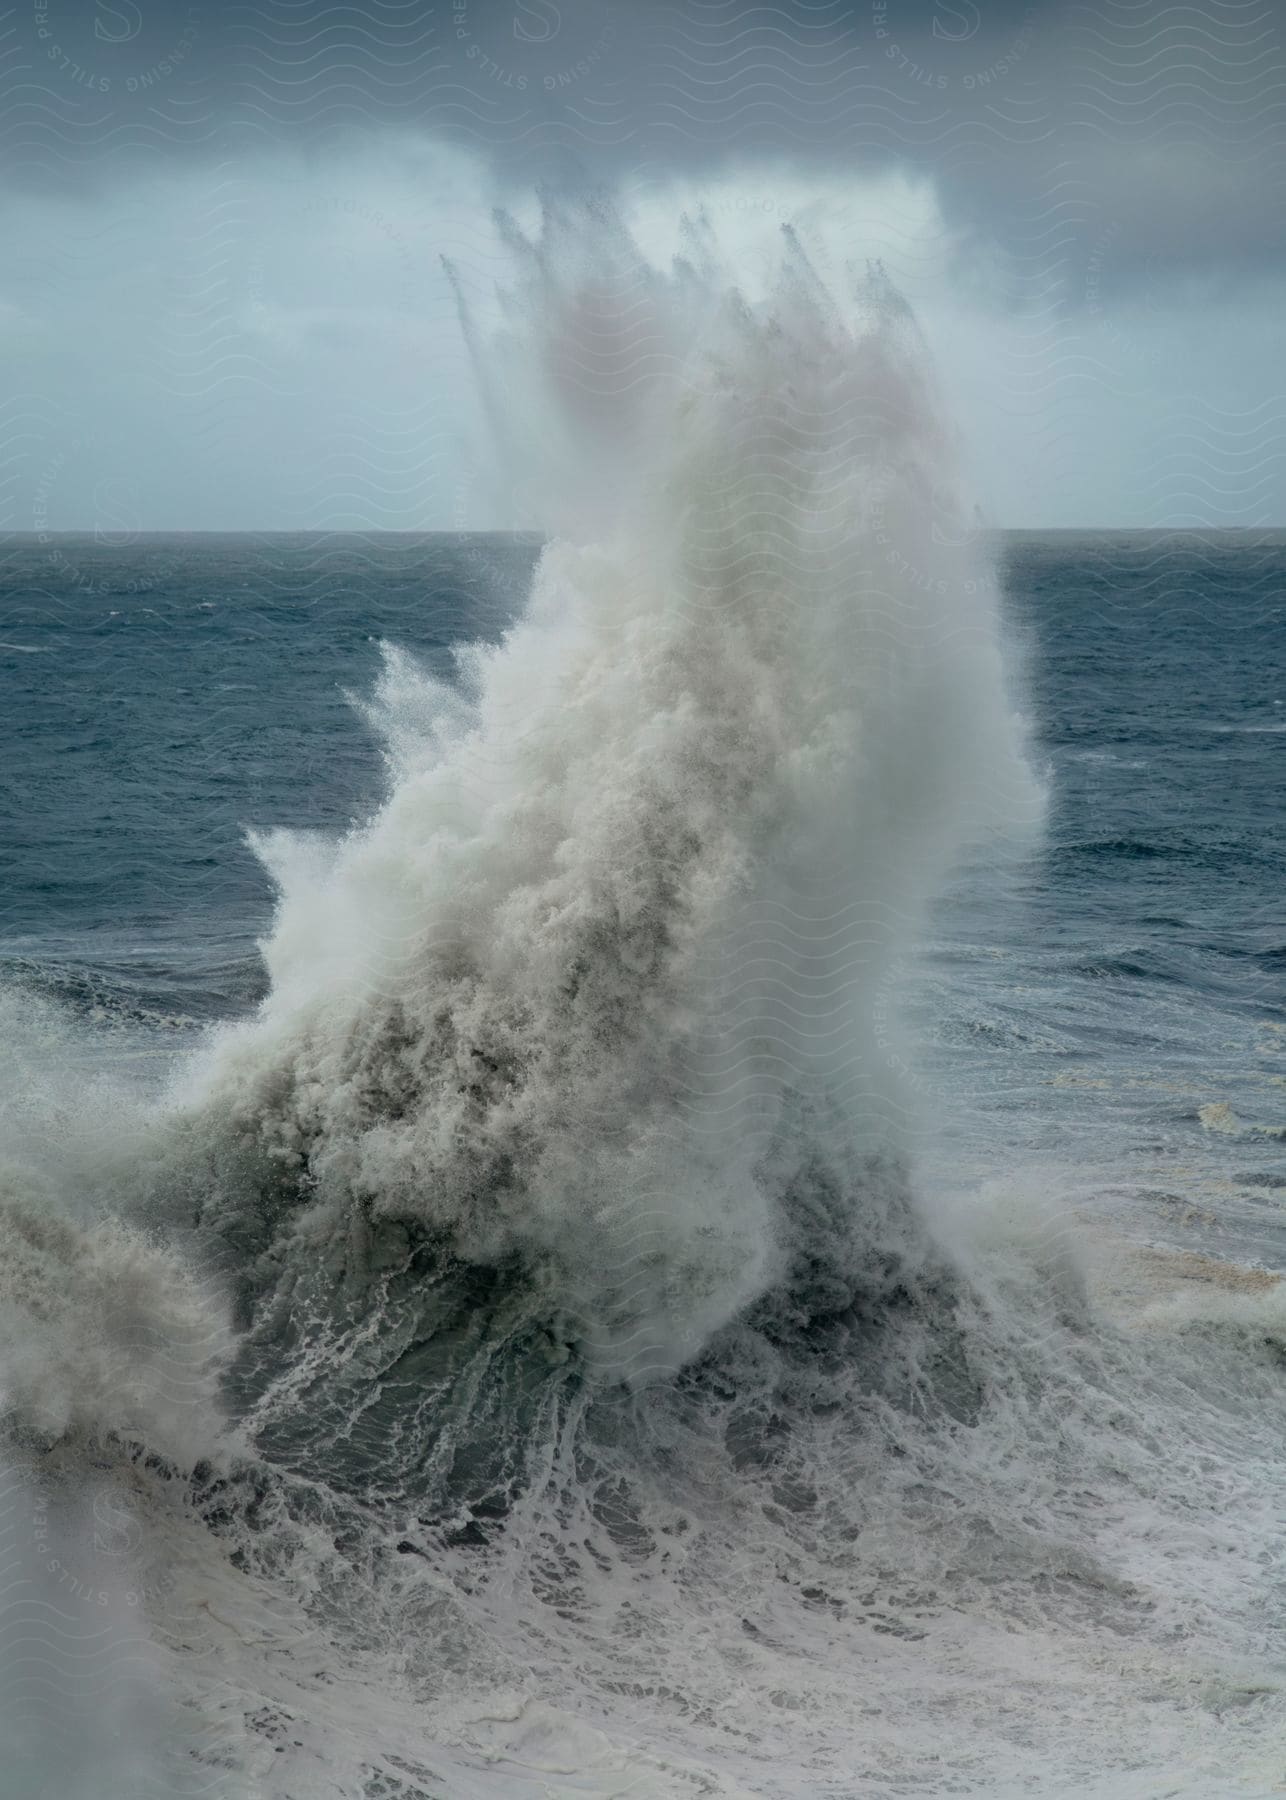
4, 1, 1286, 530
6, 0, 1285, 285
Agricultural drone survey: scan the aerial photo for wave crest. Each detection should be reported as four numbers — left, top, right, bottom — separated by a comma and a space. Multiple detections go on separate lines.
183, 206, 1041, 1390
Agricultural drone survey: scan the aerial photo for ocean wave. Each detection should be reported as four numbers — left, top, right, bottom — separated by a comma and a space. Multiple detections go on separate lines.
1198, 1101, 1286, 1140
4, 204, 1284, 1799
168, 209, 1042, 1400
0, 952, 268, 1029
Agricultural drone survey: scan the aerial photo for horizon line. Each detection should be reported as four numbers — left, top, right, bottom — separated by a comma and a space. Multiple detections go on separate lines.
6, 525, 1286, 539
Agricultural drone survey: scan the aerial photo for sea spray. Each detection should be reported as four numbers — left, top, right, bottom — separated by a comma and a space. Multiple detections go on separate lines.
4, 202, 1284, 1800
0, 986, 229, 1458
182, 204, 1042, 1402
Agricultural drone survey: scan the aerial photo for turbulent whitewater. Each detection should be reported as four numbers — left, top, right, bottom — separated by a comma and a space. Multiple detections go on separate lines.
1, 208, 1283, 1799
180, 210, 1039, 1402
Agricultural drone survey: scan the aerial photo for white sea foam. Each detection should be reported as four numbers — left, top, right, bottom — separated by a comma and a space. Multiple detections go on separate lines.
0, 989, 228, 1459
183, 205, 1043, 1381
4, 201, 1284, 1800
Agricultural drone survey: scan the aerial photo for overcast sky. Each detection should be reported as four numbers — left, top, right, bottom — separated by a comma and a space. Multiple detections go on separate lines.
4, 0, 1285, 529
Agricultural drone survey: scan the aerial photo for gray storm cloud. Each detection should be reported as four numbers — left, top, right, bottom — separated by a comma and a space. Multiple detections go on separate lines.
2, 0, 1285, 528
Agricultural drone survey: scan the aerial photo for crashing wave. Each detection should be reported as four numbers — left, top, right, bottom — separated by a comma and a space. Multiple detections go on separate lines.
174, 208, 1039, 1436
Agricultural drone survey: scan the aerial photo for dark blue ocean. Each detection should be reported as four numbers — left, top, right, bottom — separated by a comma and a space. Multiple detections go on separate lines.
1, 529, 1284, 1800
3, 530, 1282, 1210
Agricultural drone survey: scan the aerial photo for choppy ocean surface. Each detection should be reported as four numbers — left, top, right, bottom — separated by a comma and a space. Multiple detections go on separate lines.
1, 525, 1283, 1796
5, 529, 1282, 1196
